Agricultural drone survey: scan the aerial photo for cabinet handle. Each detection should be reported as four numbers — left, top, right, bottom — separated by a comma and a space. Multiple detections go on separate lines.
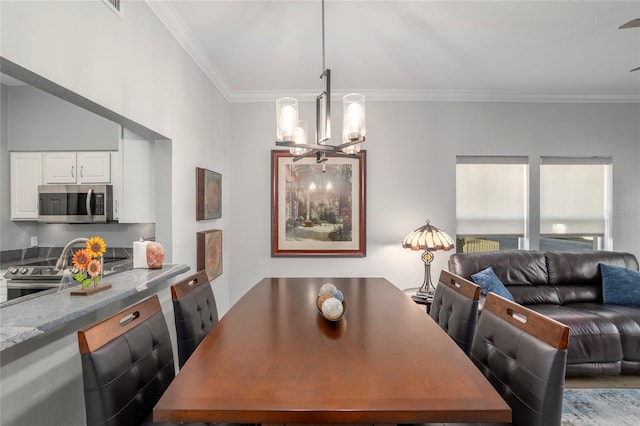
71, 165, 75, 178
115, 199, 119, 213
80, 165, 84, 178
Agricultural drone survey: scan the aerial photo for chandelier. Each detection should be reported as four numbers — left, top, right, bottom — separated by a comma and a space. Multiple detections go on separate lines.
275, 0, 366, 165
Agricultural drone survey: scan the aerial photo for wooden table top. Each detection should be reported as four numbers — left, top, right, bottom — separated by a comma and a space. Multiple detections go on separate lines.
154, 277, 511, 424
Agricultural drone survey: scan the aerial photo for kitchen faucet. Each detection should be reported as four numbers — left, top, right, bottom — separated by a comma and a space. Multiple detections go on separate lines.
55, 238, 90, 271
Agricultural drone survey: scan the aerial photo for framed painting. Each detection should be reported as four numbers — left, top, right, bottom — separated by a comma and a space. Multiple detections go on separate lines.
196, 167, 222, 220
197, 229, 222, 281
271, 150, 366, 257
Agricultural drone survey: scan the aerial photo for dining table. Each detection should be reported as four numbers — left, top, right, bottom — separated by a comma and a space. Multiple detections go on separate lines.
154, 277, 511, 424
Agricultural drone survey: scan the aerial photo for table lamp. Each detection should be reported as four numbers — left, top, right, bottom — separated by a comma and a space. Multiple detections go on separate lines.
402, 219, 455, 301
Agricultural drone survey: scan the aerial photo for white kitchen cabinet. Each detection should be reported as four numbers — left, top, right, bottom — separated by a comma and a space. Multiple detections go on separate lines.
10, 152, 42, 220
77, 152, 111, 183
111, 129, 155, 223
43, 152, 75, 183
43, 151, 111, 184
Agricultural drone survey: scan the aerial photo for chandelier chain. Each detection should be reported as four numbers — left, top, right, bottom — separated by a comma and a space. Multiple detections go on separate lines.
321, 0, 326, 72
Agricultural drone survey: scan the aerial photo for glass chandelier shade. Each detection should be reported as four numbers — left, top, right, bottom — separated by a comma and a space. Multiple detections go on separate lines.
341, 93, 366, 154
276, 97, 298, 144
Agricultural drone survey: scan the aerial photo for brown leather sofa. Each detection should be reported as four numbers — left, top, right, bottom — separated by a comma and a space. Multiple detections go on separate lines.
448, 250, 640, 376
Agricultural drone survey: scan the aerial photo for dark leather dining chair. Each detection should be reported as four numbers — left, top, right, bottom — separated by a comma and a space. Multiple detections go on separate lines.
469, 292, 570, 426
171, 270, 219, 368
429, 270, 481, 355
77, 295, 187, 426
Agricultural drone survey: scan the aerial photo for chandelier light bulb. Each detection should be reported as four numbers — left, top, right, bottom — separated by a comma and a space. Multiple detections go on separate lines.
276, 97, 298, 143
342, 93, 366, 145
290, 120, 309, 156
347, 103, 363, 138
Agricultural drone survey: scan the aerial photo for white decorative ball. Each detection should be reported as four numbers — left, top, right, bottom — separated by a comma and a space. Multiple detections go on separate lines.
319, 283, 337, 295
321, 297, 344, 320
328, 288, 344, 302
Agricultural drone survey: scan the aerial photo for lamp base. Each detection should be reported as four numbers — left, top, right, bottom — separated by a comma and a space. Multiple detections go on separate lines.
403, 287, 434, 303
412, 294, 433, 304
415, 249, 436, 296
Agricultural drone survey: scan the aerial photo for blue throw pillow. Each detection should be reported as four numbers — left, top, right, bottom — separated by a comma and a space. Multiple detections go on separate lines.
600, 263, 640, 307
471, 266, 515, 301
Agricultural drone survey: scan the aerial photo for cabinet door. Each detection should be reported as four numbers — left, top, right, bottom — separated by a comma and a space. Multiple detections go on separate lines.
43, 152, 76, 183
78, 152, 111, 183
10, 152, 42, 220
113, 130, 155, 223
111, 150, 122, 221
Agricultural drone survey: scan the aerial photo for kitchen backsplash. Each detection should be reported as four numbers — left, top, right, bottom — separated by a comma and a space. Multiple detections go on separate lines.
0, 246, 133, 264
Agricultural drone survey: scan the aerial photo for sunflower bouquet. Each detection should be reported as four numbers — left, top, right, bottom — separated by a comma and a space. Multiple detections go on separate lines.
72, 236, 107, 288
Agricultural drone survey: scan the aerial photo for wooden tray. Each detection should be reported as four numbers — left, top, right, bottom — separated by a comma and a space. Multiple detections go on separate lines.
70, 284, 112, 296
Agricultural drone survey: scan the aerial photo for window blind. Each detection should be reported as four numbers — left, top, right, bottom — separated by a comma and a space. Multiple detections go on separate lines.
540, 157, 612, 236
456, 156, 528, 236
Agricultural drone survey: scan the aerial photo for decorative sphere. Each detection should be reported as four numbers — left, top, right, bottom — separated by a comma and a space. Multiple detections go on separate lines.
321, 297, 344, 320
328, 288, 344, 302
316, 293, 334, 311
319, 283, 337, 295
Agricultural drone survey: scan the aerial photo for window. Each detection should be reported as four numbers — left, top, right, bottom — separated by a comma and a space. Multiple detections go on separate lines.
539, 157, 612, 251
456, 156, 529, 253
455, 155, 613, 253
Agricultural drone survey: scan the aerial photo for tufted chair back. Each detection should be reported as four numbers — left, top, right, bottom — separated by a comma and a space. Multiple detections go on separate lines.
171, 270, 219, 368
470, 293, 570, 426
429, 270, 481, 355
77, 296, 175, 426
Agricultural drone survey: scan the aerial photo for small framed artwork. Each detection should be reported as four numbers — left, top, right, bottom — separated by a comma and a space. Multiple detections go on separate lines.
271, 150, 366, 257
197, 229, 222, 281
196, 167, 222, 220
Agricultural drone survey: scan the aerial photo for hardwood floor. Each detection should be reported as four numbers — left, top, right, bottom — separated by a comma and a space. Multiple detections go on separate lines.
565, 375, 640, 389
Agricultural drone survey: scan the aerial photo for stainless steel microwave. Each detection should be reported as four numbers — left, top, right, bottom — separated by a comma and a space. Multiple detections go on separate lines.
38, 184, 113, 223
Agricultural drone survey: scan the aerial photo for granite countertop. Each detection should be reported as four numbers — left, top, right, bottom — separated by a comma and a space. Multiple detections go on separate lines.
0, 264, 189, 353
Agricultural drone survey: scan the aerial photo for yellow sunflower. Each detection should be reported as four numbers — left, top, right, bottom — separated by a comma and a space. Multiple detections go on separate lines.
86, 236, 107, 258
87, 259, 102, 278
72, 249, 92, 270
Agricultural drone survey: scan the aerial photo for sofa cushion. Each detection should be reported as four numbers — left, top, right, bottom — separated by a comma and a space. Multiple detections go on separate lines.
546, 251, 640, 304
569, 303, 640, 373
449, 250, 549, 285
507, 285, 561, 305
449, 250, 560, 305
471, 266, 514, 301
526, 304, 623, 370
601, 264, 640, 307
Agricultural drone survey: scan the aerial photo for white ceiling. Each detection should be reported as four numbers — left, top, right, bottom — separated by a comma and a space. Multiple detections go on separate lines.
150, 0, 640, 103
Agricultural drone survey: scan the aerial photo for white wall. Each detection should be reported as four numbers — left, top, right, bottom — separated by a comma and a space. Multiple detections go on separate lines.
0, 84, 39, 249
0, 1, 231, 309
229, 101, 640, 304
7, 85, 120, 151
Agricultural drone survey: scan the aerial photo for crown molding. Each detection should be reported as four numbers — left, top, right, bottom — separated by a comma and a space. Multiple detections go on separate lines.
146, 2, 640, 105
229, 89, 640, 104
